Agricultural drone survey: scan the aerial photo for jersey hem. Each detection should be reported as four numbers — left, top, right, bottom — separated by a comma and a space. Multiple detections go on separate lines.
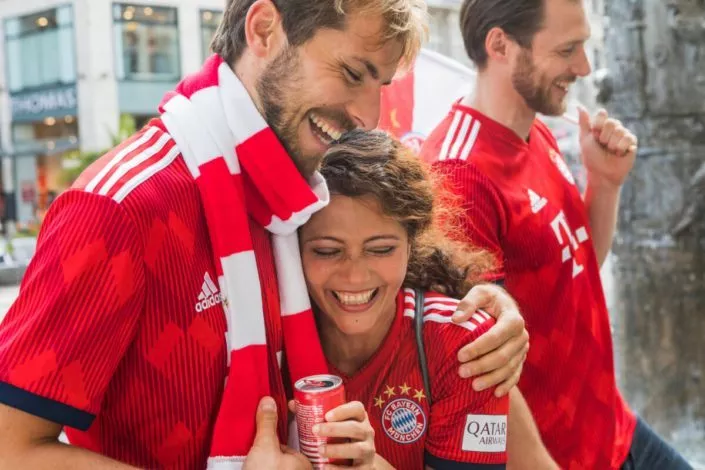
425, 450, 506, 469
613, 411, 638, 468
0, 380, 95, 430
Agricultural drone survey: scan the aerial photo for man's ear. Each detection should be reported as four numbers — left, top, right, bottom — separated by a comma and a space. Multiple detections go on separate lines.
244, 0, 286, 58
485, 26, 512, 64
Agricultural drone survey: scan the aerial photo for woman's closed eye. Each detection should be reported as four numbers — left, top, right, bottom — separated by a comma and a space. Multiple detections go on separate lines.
312, 247, 341, 258
366, 246, 396, 256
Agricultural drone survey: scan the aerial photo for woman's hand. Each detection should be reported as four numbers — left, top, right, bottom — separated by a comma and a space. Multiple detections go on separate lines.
291, 400, 377, 468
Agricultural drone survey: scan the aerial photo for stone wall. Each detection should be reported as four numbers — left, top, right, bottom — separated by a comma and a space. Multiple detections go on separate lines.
604, 0, 705, 241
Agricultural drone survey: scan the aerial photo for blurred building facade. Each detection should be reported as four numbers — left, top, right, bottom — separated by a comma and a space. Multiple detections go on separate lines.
0, 0, 224, 226
0, 0, 605, 227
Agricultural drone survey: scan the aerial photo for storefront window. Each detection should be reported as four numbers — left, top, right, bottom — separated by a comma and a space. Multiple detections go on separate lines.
113, 3, 180, 81
200, 9, 223, 61
4, 6, 76, 92
10, 116, 79, 226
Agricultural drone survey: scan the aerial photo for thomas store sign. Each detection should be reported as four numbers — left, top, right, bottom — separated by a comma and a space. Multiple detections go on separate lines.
10, 85, 77, 123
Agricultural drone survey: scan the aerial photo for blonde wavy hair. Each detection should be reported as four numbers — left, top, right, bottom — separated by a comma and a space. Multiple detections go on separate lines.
212, 0, 428, 68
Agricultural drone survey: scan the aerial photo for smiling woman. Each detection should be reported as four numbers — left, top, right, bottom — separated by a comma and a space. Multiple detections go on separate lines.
298, 130, 509, 469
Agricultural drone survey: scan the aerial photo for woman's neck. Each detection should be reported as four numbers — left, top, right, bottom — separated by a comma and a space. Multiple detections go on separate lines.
318, 303, 397, 377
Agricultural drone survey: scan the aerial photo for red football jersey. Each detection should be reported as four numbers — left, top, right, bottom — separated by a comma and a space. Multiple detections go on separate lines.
420, 103, 636, 469
329, 288, 508, 468
0, 121, 290, 469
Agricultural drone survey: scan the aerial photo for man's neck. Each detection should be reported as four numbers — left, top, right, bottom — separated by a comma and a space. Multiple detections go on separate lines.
463, 73, 536, 141
318, 307, 396, 377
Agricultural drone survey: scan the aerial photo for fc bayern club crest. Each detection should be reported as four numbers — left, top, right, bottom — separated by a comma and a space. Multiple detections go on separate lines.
382, 398, 427, 444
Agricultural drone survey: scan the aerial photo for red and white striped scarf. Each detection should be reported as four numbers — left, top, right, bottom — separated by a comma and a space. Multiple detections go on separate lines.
159, 55, 328, 469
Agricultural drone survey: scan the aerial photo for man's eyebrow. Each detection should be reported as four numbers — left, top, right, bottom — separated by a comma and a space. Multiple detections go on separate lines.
353, 56, 380, 80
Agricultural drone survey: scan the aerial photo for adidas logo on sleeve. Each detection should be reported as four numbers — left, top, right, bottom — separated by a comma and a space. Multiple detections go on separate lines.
195, 272, 224, 312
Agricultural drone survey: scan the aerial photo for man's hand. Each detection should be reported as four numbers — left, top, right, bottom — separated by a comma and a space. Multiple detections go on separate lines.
578, 106, 637, 189
243, 397, 312, 470
453, 284, 529, 397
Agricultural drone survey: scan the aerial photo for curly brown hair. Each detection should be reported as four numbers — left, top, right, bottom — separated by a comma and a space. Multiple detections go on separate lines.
319, 130, 495, 298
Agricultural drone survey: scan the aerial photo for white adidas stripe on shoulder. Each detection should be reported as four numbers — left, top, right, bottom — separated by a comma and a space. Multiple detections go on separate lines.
403, 309, 479, 332
98, 132, 173, 197
448, 113, 472, 160
403, 289, 491, 332
438, 111, 462, 161
85, 126, 160, 193
112, 145, 181, 203
423, 302, 458, 313
424, 313, 479, 331
83, 126, 182, 203
458, 119, 482, 161
438, 110, 482, 162
423, 295, 460, 305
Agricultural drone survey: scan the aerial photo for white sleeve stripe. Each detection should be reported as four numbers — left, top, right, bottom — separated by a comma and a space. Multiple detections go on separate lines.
85, 127, 160, 193
423, 302, 459, 312
112, 145, 181, 203
448, 114, 472, 160
423, 313, 478, 331
423, 297, 460, 305
438, 111, 463, 161
459, 119, 482, 161
99, 133, 173, 196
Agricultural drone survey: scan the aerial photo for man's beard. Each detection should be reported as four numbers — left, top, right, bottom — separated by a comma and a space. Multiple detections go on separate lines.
512, 48, 569, 116
256, 47, 317, 177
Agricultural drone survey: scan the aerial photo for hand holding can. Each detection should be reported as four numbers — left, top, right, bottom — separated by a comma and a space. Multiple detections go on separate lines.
314, 401, 376, 468
294, 375, 376, 468
294, 374, 348, 468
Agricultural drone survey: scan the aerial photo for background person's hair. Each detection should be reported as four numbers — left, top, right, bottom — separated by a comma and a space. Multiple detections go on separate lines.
211, 0, 428, 69
319, 129, 495, 298
459, 0, 545, 69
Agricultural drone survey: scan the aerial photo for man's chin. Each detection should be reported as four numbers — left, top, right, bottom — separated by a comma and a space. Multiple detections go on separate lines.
538, 101, 567, 117
292, 154, 324, 179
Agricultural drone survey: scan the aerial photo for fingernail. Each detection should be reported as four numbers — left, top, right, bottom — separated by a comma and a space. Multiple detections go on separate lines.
260, 397, 276, 411
459, 351, 475, 362
324, 411, 333, 421
473, 380, 486, 392
452, 311, 464, 320
459, 367, 472, 379
312, 424, 320, 435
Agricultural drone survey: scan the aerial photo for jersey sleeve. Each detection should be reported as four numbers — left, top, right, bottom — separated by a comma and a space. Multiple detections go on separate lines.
0, 190, 145, 430
433, 161, 508, 282
423, 299, 509, 467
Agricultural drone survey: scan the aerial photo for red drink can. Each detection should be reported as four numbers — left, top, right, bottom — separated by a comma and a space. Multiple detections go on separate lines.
294, 374, 347, 468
